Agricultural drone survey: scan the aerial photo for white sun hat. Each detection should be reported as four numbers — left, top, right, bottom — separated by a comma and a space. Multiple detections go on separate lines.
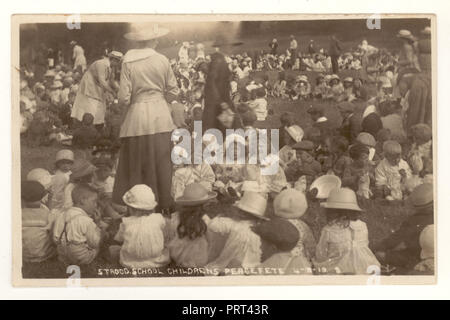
234, 191, 269, 220
320, 187, 362, 211
26, 168, 53, 190
285, 125, 304, 143
124, 24, 170, 41
310, 175, 342, 199
122, 184, 158, 211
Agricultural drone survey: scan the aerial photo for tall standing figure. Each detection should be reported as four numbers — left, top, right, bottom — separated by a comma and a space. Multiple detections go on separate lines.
112, 26, 179, 213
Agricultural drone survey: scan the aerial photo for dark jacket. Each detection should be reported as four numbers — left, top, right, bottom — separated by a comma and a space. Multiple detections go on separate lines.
376, 210, 434, 269
202, 52, 233, 133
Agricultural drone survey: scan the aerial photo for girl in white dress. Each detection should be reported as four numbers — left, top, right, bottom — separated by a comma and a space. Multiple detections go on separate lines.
167, 183, 217, 268
314, 188, 380, 275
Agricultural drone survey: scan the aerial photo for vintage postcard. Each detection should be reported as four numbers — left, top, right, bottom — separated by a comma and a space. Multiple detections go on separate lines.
12, 13, 436, 287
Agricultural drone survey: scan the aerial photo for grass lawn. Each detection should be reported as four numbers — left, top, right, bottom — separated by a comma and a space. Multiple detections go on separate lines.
19, 28, 419, 278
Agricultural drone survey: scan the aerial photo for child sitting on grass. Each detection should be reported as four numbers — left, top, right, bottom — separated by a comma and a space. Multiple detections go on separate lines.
375, 140, 412, 201
261, 189, 316, 273
206, 192, 268, 271
26, 168, 54, 208
279, 125, 304, 169
374, 183, 434, 273
72, 112, 99, 150
109, 184, 170, 268
407, 123, 433, 177
167, 183, 217, 268
21, 181, 56, 263
53, 184, 107, 265
63, 159, 97, 209
314, 188, 380, 274
342, 143, 373, 199
50, 149, 74, 210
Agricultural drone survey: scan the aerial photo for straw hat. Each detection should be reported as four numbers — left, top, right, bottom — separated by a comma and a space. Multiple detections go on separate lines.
27, 168, 53, 190
343, 77, 353, 83
108, 51, 123, 60
122, 184, 157, 210
410, 183, 433, 208
234, 192, 269, 220
320, 187, 362, 211
51, 81, 63, 89
397, 29, 416, 41
285, 125, 304, 143
419, 224, 434, 259
175, 183, 217, 206
310, 175, 342, 200
124, 24, 170, 41
55, 149, 74, 163
274, 188, 308, 219
253, 217, 300, 252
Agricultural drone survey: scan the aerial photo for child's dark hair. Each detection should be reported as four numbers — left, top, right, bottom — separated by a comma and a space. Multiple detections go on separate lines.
348, 143, 369, 161
331, 135, 349, 153
177, 205, 207, 240
82, 113, 94, 126
325, 208, 360, 224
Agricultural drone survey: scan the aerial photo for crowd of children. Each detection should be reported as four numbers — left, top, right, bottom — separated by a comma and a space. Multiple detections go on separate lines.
20, 32, 434, 276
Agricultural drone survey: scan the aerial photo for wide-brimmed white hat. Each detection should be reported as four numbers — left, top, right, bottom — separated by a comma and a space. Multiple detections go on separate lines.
175, 183, 217, 206
320, 187, 362, 211
124, 24, 170, 41
234, 192, 269, 220
310, 175, 342, 199
27, 168, 53, 190
285, 125, 304, 143
122, 184, 157, 210
274, 188, 308, 219
397, 29, 416, 41
108, 51, 123, 60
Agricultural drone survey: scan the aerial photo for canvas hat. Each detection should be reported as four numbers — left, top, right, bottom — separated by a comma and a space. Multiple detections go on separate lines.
421, 26, 431, 35
252, 217, 300, 252
397, 29, 416, 41
320, 187, 362, 211
108, 51, 123, 60
70, 159, 97, 180
26, 168, 53, 190
285, 125, 304, 143
419, 224, 434, 259
234, 191, 269, 220
21, 180, 46, 203
356, 132, 376, 147
124, 24, 170, 41
55, 149, 74, 163
343, 76, 353, 83
274, 188, 308, 219
175, 183, 217, 206
330, 74, 340, 81
310, 175, 342, 199
122, 184, 157, 210
410, 183, 433, 208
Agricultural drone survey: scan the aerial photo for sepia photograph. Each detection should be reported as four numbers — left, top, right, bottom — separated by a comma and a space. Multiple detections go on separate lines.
11, 14, 436, 286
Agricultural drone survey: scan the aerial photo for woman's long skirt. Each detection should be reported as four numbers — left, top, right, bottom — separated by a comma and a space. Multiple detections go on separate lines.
112, 132, 173, 210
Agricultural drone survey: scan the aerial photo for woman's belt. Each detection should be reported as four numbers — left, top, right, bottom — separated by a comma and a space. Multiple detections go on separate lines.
132, 91, 166, 104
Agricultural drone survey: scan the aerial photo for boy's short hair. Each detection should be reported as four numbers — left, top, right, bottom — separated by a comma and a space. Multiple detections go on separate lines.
72, 183, 97, 206
241, 109, 257, 127
82, 113, 94, 126
376, 128, 392, 142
